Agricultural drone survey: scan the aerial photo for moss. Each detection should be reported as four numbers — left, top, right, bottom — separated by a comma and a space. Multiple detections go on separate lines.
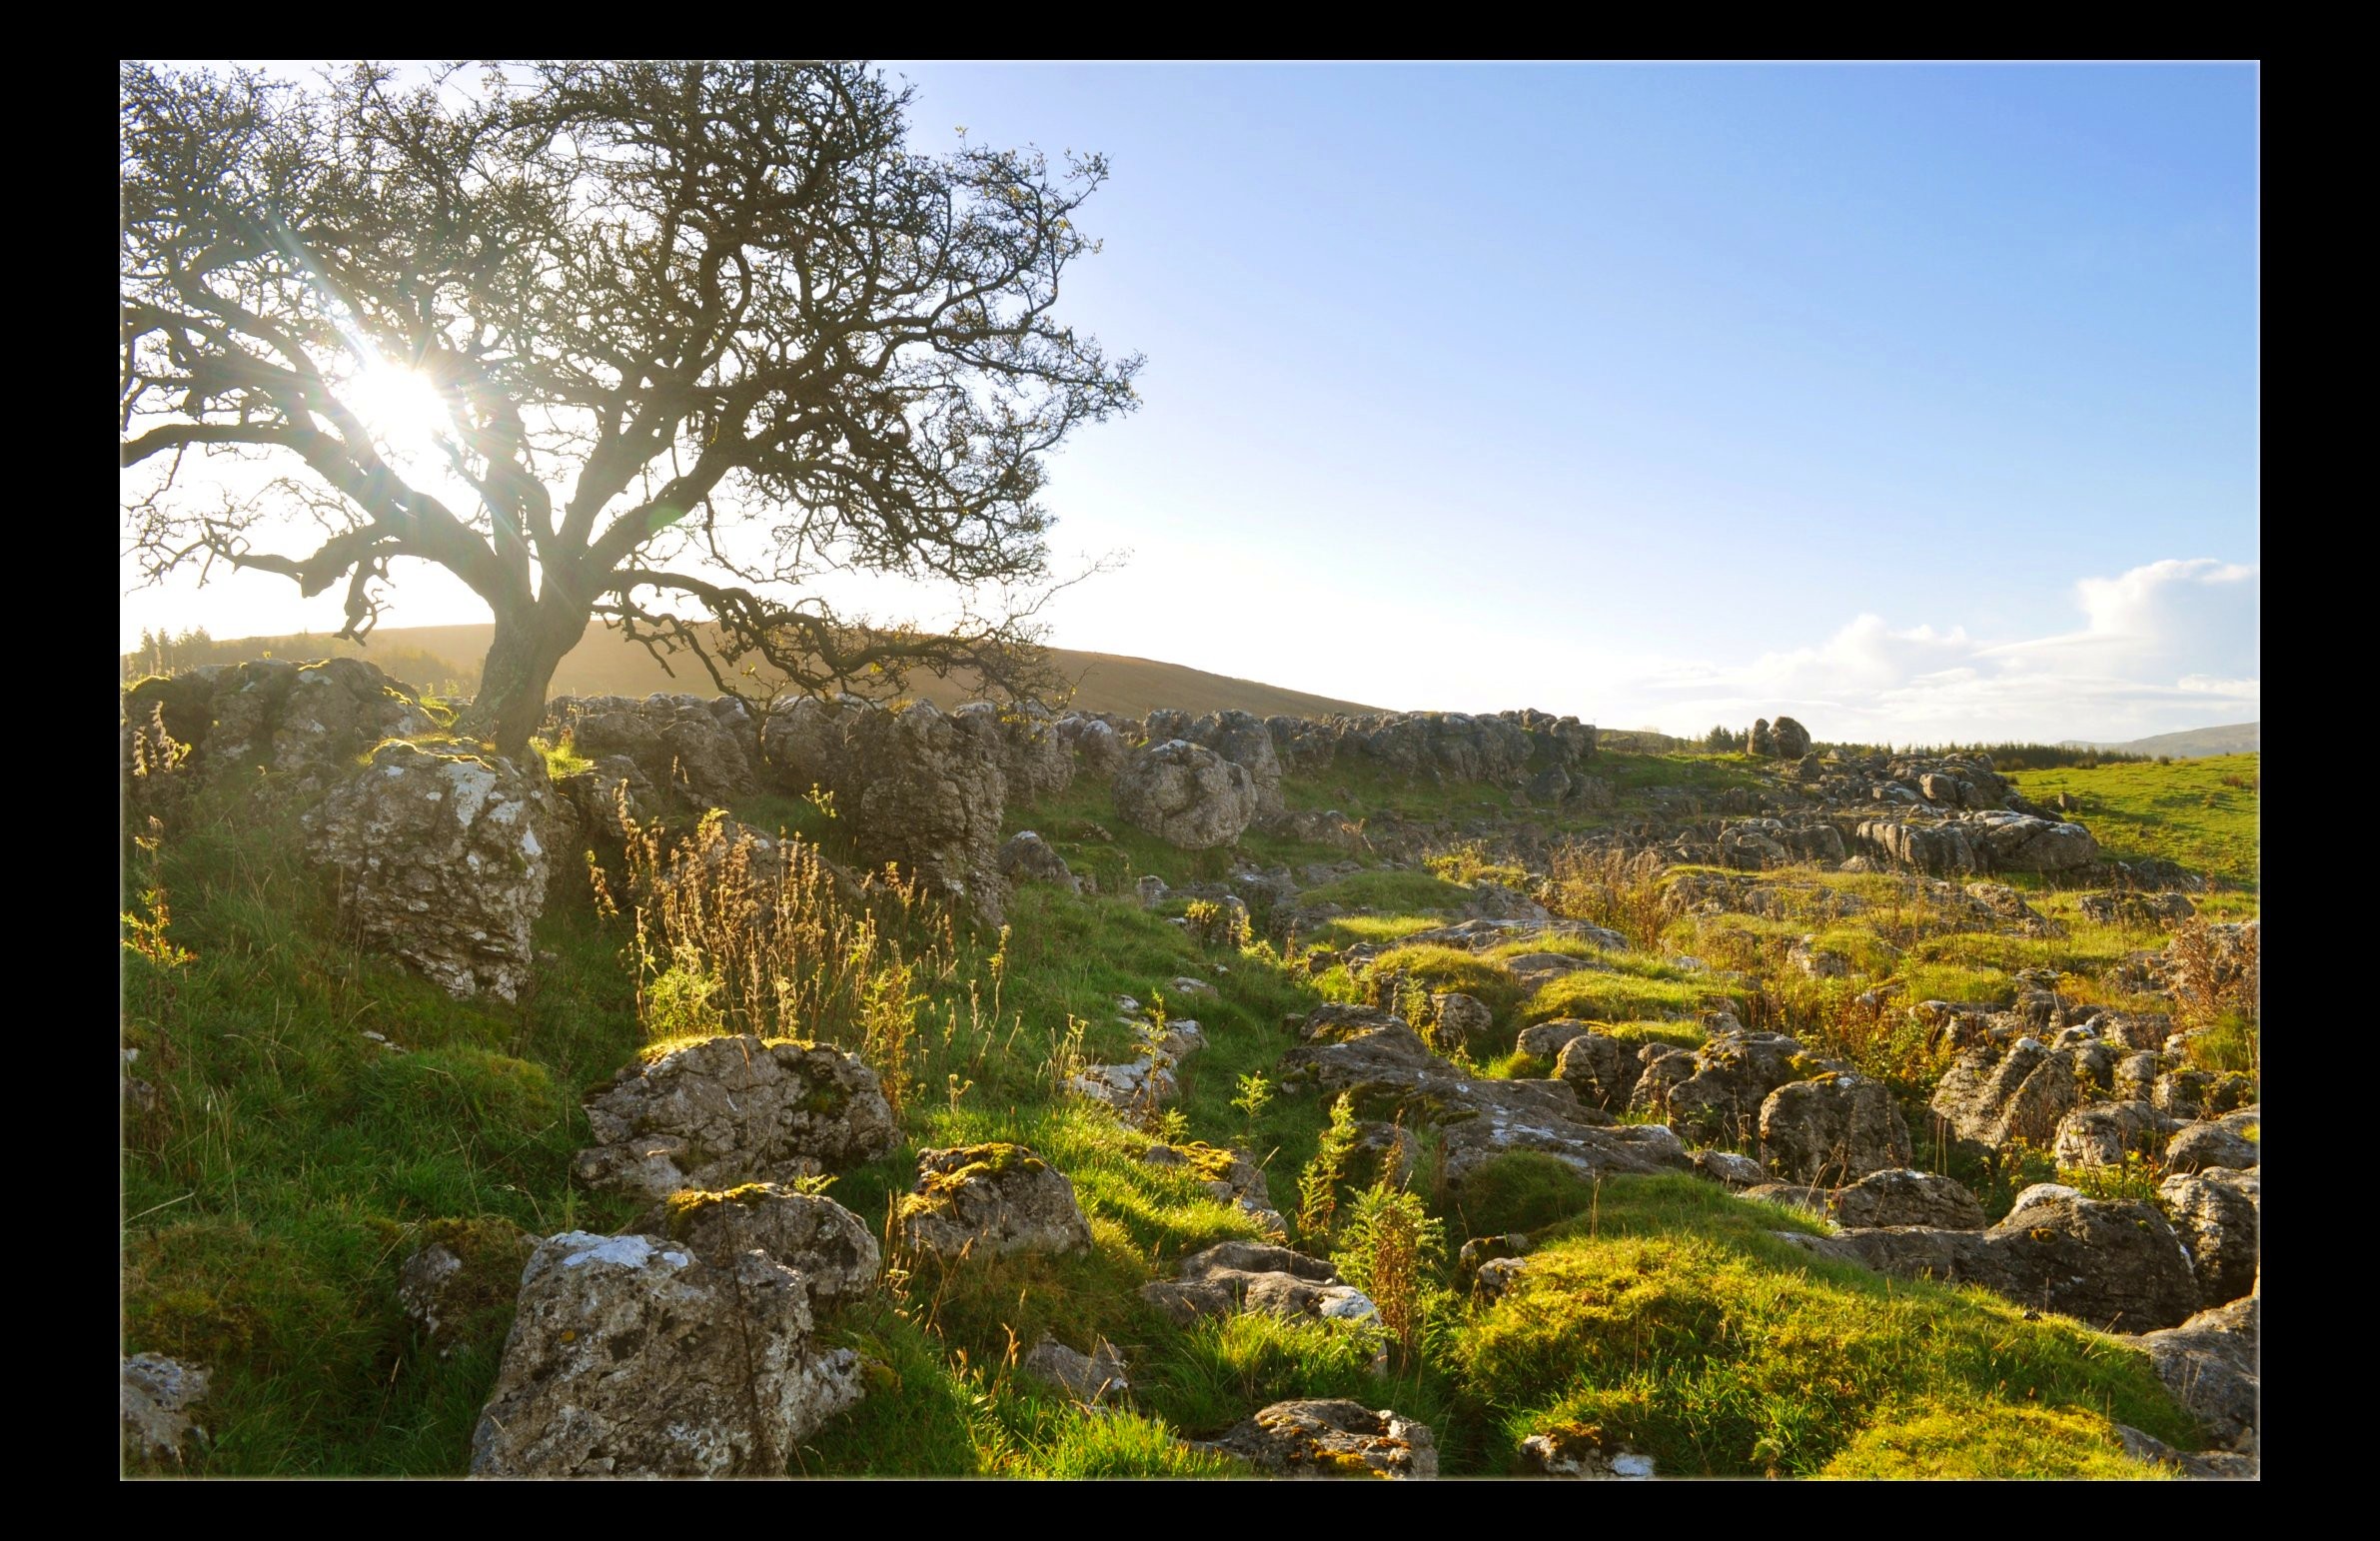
658, 1182, 782, 1238
1819, 1404, 2172, 1480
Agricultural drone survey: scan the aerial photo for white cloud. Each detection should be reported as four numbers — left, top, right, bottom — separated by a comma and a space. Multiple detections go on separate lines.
1623, 558, 2258, 744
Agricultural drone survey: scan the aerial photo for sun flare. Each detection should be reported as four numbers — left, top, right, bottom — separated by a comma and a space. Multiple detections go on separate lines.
346, 362, 452, 456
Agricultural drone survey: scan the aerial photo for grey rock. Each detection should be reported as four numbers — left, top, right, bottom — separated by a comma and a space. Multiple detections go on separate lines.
2159, 1168, 2259, 1310
1114, 739, 1257, 849
630, 1184, 880, 1313
1827, 1167, 1985, 1230
898, 1143, 1093, 1260
997, 830, 1079, 892
470, 1231, 860, 1476
1139, 1240, 1376, 1326
2164, 1119, 2259, 1174
302, 742, 557, 1000
122, 1353, 210, 1465
2132, 1294, 2258, 1453
1206, 1400, 1437, 1480
574, 1036, 898, 1203
1930, 1038, 2081, 1150
1021, 1337, 1131, 1405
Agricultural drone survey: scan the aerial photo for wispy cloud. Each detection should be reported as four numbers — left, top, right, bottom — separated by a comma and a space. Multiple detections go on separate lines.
1623, 558, 2258, 744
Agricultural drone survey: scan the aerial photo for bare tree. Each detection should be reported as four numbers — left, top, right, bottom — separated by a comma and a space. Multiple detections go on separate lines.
122, 60, 1141, 751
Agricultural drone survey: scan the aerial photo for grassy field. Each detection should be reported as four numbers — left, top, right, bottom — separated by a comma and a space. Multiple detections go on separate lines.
121, 736, 2249, 1477
2010, 753, 2260, 889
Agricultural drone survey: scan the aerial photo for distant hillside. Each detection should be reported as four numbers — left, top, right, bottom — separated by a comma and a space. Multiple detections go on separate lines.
2066, 723, 2260, 759
123, 622, 1390, 722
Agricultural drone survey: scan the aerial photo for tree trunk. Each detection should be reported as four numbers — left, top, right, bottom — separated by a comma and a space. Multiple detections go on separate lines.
458, 602, 588, 757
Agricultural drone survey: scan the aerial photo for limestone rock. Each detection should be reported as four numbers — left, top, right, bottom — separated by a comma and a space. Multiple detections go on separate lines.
122, 1353, 210, 1465
2133, 1295, 2258, 1454
2159, 1168, 2259, 1310
1521, 1425, 1657, 1479
759, 696, 1009, 923
897, 1143, 1093, 1260
1021, 1338, 1131, 1405
1930, 1038, 2081, 1151
574, 1036, 897, 1203
1187, 710, 1286, 815
1771, 717, 1811, 760
302, 742, 557, 1000
1113, 739, 1257, 849
997, 830, 1079, 893
1827, 1167, 1985, 1230
1139, 1241, 1376, 1326
2164, 1119, 2260, 1174
631, 1184, 880, 1313
470, 1231, 860, 1476
1206, 1400, 1437, 1479
1823, 1184, 2199, 1331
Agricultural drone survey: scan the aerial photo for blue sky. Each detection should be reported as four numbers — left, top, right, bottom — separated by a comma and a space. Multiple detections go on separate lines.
122, 62, 2259, 743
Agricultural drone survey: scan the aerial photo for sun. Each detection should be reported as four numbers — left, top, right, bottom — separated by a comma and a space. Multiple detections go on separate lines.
345, 362, 453, 459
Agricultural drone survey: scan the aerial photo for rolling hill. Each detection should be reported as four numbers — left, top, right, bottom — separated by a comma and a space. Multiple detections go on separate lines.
2067, 723, 2260, 759
122, 622, 1391, 722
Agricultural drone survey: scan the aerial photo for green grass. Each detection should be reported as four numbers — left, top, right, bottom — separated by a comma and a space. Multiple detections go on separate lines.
1818, 1405, 2170, 1480
1297, 868, 1475, 913
1452, 1173, 2200, 1477
2009, 754, 2260, 890
1521, 958, 1729, 1025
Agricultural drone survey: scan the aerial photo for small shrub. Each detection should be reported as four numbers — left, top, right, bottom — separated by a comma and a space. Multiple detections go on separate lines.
1334, 1181, 1448, 1371
1296, 1092, 1361, 1244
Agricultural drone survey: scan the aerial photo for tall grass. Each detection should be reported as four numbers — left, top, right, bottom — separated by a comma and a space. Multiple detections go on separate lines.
1547, 844, 1667, 946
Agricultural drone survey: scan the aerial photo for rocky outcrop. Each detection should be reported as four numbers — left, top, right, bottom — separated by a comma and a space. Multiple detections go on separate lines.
2079, 891, 2197, 927
1929, 1038, 2081, 1151
951, 702, 1074, 801
1139, 1241, 1376, 1326
122, 1353, 211, 1465
760, 696, 1009, 922
1281, 1007, 1691, 1187
1186, 710, 1286, 815
1771, 717, 1811, 760
1205, 1400, 1437, 1480
1636, 1028, 1814, 1146
2159, 1168, 2259, 1310
543, 693, 759, 810
1113, 740, 1257, 849
123, 657, 440, 815
469, 1230, 861, 1476
1758, 1073, 1913, 1183
631, 1184, 880, 1313
897, 1144, 1094, 1260
1854, 812, 2100, 875
2133, 1294, 2258, 1455
573, 1036, 898, 1203
302, 741, 557, 1000
1263, 709, 1594, 790
1826, 1167, 1986, 1230
1055, 714, 1128, 779
1809, 1184, 2199, 1331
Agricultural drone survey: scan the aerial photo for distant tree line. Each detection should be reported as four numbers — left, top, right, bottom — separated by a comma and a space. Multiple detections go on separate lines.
1836, 740, 2153, 771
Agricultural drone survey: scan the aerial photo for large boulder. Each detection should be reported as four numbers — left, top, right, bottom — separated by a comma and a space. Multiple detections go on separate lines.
1205, 1400, 1437, 1480
302, 742, 557, 1000
2051, 1101, 2175, 1168
1055, 714, 1129, 780
759, 697, 1010, 923
1771, 717, 1811, 760
1759, 1073, 1913, 1183
1188, 710, 1286, 815
573, 1036, 897, 1204
1816, 1184, 2200, 1331
2159, 1168, 2259, 1310
1021, 1338, 1132, 1406
896, 1143, 1094, 1260
2164, 1119, 2260, 1174
631, 1184, 880, 1313
1640, 1029, 1812, 1146
469, 1231, 861, 1476
1113, 739, 1257, 849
